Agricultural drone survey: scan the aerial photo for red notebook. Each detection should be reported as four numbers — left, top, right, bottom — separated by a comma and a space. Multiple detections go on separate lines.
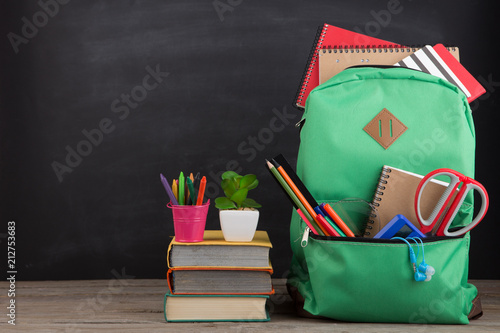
294, 23, 400, 109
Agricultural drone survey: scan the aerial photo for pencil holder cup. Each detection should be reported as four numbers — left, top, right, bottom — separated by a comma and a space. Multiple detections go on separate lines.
167, 200, 210, 243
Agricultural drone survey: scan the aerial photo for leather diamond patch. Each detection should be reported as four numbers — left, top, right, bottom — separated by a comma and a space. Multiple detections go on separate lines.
364, 108, 407, 149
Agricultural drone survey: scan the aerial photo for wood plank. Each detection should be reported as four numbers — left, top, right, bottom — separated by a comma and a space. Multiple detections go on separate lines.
1, 279, 499, 332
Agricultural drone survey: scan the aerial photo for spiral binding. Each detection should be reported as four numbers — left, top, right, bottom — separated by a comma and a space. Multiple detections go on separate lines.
365, 166, 392, 236
293, 24, 329, 109
319, 45, 457, 54
321, 45, 419, 54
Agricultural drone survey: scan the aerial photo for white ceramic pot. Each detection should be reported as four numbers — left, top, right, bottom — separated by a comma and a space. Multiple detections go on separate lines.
219, 209, 259, 242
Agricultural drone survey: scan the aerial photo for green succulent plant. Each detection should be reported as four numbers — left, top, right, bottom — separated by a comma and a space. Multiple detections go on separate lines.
214, 171, 262, 210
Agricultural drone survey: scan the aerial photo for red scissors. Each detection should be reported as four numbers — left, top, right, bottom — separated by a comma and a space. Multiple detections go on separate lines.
415, 168, 489, 237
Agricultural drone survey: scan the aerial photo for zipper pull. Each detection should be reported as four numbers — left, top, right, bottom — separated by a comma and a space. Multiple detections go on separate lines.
301, 227, 310, 247
295, 119, 305, 129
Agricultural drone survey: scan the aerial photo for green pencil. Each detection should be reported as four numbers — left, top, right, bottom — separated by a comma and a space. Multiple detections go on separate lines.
178, 172, 185, 205
186, 177, 197, 205
266, 160, 324, 236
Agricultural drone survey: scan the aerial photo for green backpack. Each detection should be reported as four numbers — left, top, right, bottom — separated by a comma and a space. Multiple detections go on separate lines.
287, 66, 481, 324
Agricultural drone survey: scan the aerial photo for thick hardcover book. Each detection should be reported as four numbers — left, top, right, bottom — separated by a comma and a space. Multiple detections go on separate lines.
164, 292, 270, 322
167, 230, 272, 269
167, 267, 274, 295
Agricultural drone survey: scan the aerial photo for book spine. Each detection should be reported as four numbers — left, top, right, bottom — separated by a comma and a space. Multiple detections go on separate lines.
365, 166, 392, 237
294, 23, 329, 109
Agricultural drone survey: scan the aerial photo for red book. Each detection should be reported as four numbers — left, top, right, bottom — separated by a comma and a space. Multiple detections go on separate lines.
294, 23, 400, 109
432, 44, 485, 103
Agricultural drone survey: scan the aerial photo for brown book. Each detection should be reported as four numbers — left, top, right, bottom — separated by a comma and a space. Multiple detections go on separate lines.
318, 46, 460, 85
365, 166, 450, 237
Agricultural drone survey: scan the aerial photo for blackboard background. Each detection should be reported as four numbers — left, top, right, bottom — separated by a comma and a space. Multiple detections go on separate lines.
1, 0, 498, 280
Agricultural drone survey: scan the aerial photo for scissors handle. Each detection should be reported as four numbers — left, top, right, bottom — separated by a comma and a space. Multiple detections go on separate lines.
441, 181, 489, 237
415, 168, 489, 236
415, 169, 461, 234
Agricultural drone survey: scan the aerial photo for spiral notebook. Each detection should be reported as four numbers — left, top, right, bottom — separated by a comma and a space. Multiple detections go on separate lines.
294, 23, 400, 109
365, 166, 450, 238
319, 46, 460, 85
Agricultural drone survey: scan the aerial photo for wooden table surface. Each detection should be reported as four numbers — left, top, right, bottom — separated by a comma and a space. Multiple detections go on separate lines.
1, 279, 499, 332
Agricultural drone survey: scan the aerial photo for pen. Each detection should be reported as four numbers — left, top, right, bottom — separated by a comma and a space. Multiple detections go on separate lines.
320, 203, 355, 237
315, 206, 345, 237
178, 172, 185, 205
266, 160, 324, 235
273, 153, 354, 237
316, 214, 341, 237
160, 174, 179, 205
297, 208, 319, 235
186, 177, 197, 205
196, 176, 206, 206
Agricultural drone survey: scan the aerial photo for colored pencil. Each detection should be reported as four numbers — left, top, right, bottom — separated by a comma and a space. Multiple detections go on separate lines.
196, 176, 206, 206
273, 154, 319, 206
172, 179, 178, 201
266, 160, 323, 235
272, 159, 330, 235
160, 173, 179, 205
273, 154, 354, 237
178, 172, 185, 205
186, 177, 197, 205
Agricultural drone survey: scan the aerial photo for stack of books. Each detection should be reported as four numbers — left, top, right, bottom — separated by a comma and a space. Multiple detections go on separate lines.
164, 230, 273, 322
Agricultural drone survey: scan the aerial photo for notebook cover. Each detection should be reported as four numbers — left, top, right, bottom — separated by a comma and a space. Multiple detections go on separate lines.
164, 292, 270, 322
366, 166, 450, 237
166, 267, 275, 295
294, 23, 400, 109
319, 46, 460, 85
432, 43, 485, 103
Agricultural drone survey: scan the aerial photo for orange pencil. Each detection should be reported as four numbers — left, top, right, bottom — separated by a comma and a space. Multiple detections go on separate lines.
196, 176, 206, 205
272, 160, 329, 236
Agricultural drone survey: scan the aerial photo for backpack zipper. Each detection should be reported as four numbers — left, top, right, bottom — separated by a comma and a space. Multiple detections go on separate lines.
301, 227, 310, 247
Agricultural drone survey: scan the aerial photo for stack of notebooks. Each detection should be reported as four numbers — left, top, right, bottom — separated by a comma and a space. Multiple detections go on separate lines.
294, 23, 485, 109
164, 230, 273, 322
